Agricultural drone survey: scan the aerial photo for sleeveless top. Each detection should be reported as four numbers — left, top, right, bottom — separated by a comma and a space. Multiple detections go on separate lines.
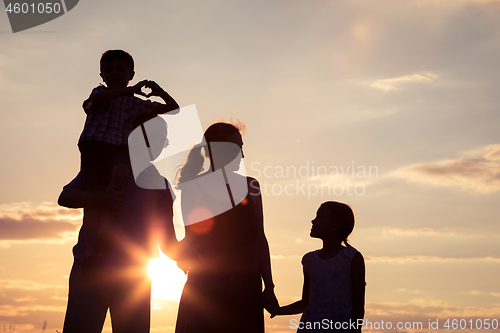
183, 181, 259, 277
175, 178, 264, 333
302, 246, 359, 319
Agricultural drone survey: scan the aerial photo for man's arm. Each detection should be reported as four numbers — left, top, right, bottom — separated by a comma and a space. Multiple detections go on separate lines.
155, 199, 179, 260
58, 178, 127, 257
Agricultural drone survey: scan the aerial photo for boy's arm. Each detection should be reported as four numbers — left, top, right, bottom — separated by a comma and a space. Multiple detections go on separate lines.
350, 252, 366, 333
88, 80, 149, 106
272, 268, 310, 317
146, 80, 180, 114
58, 182, 126, 210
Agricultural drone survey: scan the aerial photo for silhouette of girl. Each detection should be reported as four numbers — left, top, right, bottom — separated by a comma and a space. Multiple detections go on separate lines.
273, 201, 366, 333
174, 122, 278, 333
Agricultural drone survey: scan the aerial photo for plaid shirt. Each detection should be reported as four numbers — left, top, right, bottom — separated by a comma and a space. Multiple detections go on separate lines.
79, 85, 160, 145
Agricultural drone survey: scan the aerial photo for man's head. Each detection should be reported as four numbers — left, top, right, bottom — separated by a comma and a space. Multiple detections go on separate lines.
100, 50, 135, 89
132, 113, 169, 160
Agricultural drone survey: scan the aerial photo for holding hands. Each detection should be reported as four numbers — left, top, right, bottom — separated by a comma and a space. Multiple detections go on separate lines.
263, 287, 280, 317
176, 244, 202, 274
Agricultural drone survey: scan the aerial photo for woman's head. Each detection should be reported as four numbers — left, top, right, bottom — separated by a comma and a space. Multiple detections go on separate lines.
204, 122, 244, 171
204, 122, 243, 146
310, 201, 355, 247
176, 121, 245, 185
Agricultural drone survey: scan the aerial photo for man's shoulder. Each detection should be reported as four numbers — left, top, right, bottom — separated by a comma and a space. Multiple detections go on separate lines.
246, 177, 261, 195
133, 166, 169, 190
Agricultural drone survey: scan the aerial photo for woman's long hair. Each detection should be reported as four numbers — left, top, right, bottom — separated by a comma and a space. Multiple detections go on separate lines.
175, 121, 245, 188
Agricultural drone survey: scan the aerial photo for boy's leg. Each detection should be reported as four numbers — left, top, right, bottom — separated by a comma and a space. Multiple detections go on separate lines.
96, 144, 130, 252
111, 163, 129, 192
96, 163, 129, 252
78, 140, 110, 257
62, 260, 109, 333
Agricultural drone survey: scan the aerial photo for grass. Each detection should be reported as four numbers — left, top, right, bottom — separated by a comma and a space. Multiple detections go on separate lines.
2, 323, 15, 333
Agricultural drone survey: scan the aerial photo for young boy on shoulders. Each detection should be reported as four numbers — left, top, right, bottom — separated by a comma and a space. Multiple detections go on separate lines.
78, 49, 179, 264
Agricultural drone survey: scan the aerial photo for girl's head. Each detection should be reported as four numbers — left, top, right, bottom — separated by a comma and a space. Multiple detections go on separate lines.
176, 121, 245, 186
310, 201, 355, 247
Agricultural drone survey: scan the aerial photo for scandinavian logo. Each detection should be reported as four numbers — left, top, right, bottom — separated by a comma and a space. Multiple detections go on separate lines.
128, 105, 248, 227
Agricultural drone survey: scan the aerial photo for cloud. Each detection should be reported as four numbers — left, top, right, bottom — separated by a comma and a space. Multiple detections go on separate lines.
268, 300, 500, 332
0, 279, 65, 291
0, 202, 82, 221
0, 304, 65, 317
455, 0, 500, 3
0, 216, 79, 241
371, 72, 440, 92
385, 228, 463, 237
365, 255, 500, 263
393, 143, 500, 193
365, 300, 500, 322
0, 202, 81, 243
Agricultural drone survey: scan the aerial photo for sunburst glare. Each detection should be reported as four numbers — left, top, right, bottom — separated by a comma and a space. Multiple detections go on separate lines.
148, 250, 187, 301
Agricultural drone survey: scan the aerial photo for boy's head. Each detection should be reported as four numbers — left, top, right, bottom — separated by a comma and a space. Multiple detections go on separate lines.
99, 50, 135, 89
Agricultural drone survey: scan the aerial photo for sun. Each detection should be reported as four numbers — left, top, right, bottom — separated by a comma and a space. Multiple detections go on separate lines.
148, 250, 187, 301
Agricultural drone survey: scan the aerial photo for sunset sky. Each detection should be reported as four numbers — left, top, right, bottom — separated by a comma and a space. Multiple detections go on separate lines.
1, 0, 500, 332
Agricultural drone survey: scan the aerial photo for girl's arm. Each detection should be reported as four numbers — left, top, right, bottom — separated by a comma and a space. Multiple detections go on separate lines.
350, 252, 366, 333
273, 268, 310, 317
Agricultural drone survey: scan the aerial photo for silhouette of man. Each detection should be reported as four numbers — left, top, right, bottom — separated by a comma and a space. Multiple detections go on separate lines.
59, 115, 178, 333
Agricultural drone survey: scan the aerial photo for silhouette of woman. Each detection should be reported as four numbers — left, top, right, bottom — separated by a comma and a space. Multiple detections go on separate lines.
174, 122, 277, 333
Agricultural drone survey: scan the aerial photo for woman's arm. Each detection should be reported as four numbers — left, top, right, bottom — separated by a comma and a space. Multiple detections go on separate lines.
350, 252, 366, 333
249, 179, 274, 288
173, 184, 204, 273
249, 178, 279, 314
